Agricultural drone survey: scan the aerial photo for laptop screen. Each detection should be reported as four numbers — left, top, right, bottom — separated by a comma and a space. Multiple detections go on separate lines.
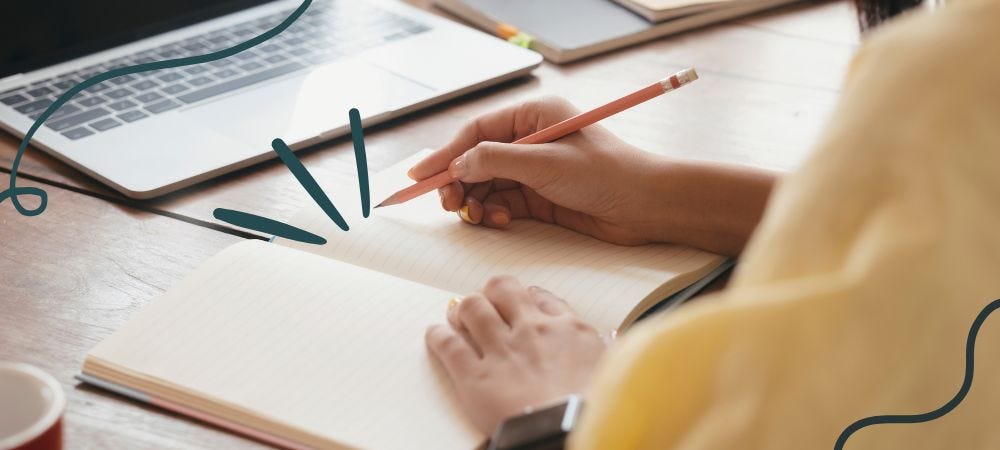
0, 0, 273, 79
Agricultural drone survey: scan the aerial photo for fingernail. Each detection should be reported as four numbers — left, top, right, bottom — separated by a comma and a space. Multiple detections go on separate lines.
407, 168, 417, 180
449, 155, 467, 179
459, 205, 473, 223
448, 297, 461, 310
490, 211, 510, 225
439, 190, 446, 209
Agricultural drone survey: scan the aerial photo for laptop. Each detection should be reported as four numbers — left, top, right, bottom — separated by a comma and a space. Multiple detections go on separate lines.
0, 0, 541, 198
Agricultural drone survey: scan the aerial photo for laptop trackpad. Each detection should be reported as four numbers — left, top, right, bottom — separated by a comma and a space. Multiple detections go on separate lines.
181, 59, 435, 147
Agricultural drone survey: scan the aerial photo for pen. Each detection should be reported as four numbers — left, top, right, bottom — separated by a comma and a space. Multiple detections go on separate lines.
375, 68, 699, 208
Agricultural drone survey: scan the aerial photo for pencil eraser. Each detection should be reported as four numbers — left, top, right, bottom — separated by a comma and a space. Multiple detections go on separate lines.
680, 68, 698, 84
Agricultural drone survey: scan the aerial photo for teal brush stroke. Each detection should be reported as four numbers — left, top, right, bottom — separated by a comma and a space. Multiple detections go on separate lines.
834, 298, 1000, 450
270, 138, 349, 231
348, 108, 371, 218
213, 111, 370, 243
214, 208, 326, 245
1, 0, 313, 217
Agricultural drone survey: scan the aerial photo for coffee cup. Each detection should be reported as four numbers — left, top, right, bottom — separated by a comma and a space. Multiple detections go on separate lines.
0, 363, 64, 450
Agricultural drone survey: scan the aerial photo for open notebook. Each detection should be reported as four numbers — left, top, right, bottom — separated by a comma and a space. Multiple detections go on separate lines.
80, 153, 725, 449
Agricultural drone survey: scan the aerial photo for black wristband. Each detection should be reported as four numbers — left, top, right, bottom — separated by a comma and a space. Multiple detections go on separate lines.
487, 395, 583, 450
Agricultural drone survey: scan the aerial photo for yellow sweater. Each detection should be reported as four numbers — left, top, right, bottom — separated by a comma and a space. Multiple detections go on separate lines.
572, 0, 1000, 448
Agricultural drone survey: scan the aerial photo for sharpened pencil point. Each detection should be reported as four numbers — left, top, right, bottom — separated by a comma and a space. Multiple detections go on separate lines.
375, 196, 400, 208
374, 202, 384, 209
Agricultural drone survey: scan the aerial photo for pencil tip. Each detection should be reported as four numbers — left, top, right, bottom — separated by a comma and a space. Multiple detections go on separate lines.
375, 196, 399, 208
374, 203, 384, 209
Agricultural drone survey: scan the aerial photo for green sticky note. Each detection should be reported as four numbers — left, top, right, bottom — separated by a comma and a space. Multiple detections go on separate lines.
507, 32, 534, 49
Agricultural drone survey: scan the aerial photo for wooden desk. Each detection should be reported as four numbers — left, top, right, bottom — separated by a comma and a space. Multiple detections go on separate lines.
0, 181, 266, 448
0, 1, 857, 447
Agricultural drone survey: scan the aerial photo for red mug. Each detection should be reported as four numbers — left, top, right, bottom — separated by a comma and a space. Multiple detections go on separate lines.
0, 363, 64, 450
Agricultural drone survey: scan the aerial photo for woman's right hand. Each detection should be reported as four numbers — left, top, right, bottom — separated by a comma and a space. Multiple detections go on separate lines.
408, 96, 671, 246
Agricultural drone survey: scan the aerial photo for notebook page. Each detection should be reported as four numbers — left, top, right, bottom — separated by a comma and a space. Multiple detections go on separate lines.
88, 240, 481, 450
278, 152, 723, 332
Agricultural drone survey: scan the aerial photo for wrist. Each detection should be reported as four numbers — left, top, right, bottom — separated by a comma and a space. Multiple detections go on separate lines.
633, 154, 777, 255
632, 152, 685, 243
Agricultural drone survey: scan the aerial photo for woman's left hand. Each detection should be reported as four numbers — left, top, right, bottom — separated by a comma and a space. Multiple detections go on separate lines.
425, 275, 607, 435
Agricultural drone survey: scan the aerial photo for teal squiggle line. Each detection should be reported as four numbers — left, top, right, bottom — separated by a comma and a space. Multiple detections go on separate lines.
1, 0, 313, 217
834, 298, 1000, 450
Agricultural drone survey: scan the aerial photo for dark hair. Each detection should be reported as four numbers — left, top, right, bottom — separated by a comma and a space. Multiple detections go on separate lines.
855, 0, 925, 31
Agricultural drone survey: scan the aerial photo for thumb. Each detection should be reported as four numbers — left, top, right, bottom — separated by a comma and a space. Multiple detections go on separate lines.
449, 141, 556, 187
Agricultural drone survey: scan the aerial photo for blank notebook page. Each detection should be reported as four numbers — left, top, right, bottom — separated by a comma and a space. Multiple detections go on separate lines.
88, 240, 481, 450
279, 151, 722, 332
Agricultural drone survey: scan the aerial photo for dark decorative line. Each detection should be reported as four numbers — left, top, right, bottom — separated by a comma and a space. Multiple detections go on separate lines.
269, 138, 349, 231
213, 208, 325, 245
1, 0, 313, 217
212, 112, 370, 244
349, 108, 371, 218
835, 298, 1000, 450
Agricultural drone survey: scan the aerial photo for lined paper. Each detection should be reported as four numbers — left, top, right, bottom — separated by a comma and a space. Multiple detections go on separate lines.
279, 152, 722, 332
89, 241, 481, 450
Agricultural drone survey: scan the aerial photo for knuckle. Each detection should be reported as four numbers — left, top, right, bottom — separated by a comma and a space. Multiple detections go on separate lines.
533, 321, 552, 335
536, 95, 566, 108
438, 333, 460, 350
510, 323, 535, 342
439, 334, 462, 355
485, 274, 515, 291
471, 142, 498, 164
457, 294, 486, 316
463, 118, 486, 141
426, 325, 450, 346
527, 285, 554, 300
538, 95, 576, 114
571, 318, 595, 334
441, 338, 466, 358
524, 96, 551, 110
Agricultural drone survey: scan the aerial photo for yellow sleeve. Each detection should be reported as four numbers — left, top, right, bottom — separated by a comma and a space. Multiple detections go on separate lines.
571, 1, 1000, 448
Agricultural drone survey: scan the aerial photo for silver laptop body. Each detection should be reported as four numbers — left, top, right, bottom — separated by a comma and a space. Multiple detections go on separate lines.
0, 0, 541, 198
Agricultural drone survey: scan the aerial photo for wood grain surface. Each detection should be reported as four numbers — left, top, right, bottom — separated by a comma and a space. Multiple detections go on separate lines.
0, 180, 264, 448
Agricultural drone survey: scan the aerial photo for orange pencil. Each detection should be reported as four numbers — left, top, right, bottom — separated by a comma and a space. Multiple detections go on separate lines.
375, 68, 699, 208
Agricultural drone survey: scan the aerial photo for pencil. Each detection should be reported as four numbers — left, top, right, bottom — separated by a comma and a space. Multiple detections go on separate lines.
375, 68, 699, 208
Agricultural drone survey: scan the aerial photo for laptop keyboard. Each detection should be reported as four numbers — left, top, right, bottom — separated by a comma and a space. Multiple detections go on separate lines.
0, 0, 431, 140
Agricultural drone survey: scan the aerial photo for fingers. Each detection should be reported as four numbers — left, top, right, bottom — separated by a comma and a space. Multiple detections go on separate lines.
449, 141, 557, 187
481, 275, 530, 324
439, 181, 464, 212
408, 106, 521, 181
526, 285, 574, 316
426, 324, 478, 376
408, 96, 580, 181
459, 197, 484, 224
481, 190, 530, 228
437, 277, 578, 363
458, 190, 524, 227
448, 293, 509, 354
